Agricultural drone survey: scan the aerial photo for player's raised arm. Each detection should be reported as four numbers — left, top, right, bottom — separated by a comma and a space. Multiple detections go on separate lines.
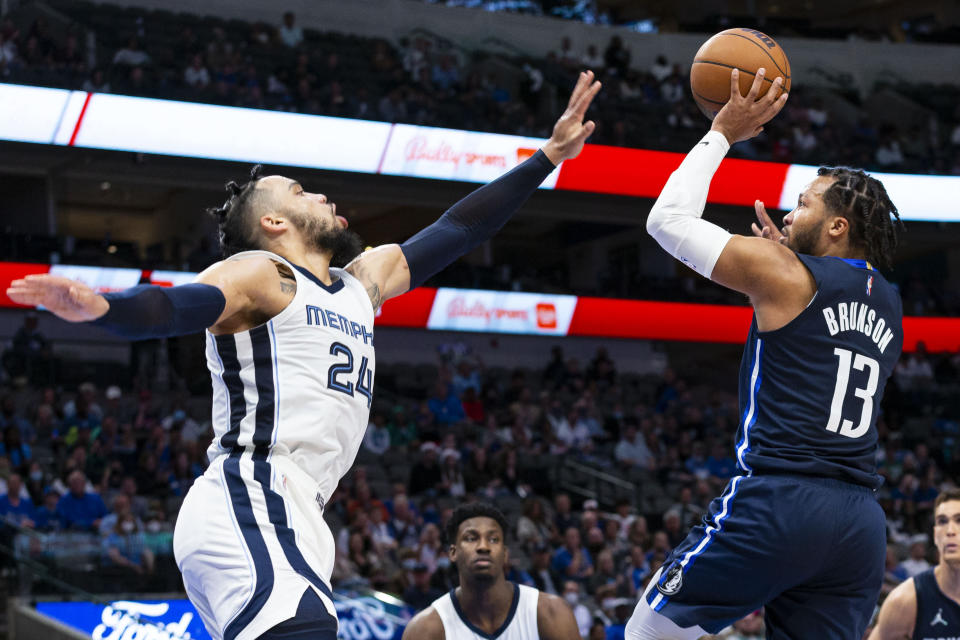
867, 578, 916, 640
645, 69, 810, 311
536, 592, 582, 640
344, 70, 602, 308
6, 254, 285, 339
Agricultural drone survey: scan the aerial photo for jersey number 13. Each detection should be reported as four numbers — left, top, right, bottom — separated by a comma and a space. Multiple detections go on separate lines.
826, 347, 880, 439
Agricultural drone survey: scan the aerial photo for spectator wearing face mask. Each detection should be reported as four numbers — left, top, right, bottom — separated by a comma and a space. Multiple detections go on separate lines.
563, 580, 593, 638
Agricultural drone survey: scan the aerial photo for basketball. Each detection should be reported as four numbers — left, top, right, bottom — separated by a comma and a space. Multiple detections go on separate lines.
690, 28, 791, 120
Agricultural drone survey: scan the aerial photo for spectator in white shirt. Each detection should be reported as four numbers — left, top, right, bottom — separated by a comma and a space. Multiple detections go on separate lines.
183, 53, 210, 89
615, 424, 654, 469
113, 38, 150, 66
278, 12, 303, 48
899, 538, 932, 577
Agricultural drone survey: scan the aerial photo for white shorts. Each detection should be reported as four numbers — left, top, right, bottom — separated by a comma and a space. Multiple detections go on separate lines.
173, 451, 337, 640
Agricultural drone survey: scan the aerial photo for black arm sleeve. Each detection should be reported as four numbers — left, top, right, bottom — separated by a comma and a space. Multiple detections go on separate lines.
91, 283, 226, 340
399, 150, 556, 289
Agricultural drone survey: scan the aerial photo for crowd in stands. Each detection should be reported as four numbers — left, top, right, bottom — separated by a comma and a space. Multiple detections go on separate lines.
1, 5, 959, 176
0, 316, 958, 636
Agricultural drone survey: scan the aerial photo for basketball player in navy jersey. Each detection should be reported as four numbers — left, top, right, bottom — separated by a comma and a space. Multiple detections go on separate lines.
626, 68, 904, 639
402, 503, 580, 640
7, 72, 601, 640
870, 488, 960, 640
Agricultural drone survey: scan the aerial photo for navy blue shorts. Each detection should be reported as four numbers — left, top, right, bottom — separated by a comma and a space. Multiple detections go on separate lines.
646, 474, 885, 638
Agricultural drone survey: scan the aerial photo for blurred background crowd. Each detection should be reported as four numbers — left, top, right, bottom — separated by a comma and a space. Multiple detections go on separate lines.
1, 317, 957, 637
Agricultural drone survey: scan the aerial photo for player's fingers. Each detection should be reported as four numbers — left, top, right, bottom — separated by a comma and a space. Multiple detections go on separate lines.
765, 77, 783, 104
729, 68, 740, 100
572, 80, 601, 117
751, 222, 763, 237
754, 200, 772, 225
567, 71, 592, 110
747, 68, 766, 100
770, 92, 789, 118
581, 120, 596, 138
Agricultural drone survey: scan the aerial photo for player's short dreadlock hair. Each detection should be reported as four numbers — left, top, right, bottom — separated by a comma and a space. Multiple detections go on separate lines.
206, 165, 266, 258
817, 166, 904, 271
445, 502, 509, 546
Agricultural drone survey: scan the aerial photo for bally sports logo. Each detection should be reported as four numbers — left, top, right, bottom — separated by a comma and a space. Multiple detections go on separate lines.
404, 136, 507, 169
427, 289, 576, 335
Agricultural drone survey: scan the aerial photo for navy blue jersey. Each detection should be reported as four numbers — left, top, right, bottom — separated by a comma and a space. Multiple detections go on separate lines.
914, 568, 960, 640
735, 255, 903, 488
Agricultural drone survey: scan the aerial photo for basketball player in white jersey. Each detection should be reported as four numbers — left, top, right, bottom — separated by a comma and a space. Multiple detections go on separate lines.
869, 488, 960, 640
402, 503, 580, 640
7, 72, 601, 640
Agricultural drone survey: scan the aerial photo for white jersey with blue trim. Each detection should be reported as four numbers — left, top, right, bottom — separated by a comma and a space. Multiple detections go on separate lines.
204, 249, 376, 503
431, 584, 540, 639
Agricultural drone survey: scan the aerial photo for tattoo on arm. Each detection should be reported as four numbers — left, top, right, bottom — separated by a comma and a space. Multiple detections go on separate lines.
346, 260, 383, 309
274, 261, 297, 296
366, 283, 383, 309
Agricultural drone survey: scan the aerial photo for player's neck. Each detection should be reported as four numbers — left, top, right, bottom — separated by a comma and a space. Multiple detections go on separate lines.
274, 245, 335, 285
456, 580, 514, 629
935, 563, 960, 599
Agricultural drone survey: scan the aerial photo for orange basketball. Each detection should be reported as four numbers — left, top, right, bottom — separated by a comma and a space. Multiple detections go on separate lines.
690, 28, 791, 121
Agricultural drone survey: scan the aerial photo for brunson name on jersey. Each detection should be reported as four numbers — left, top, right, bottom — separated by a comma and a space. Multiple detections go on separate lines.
822, 301, 895, 354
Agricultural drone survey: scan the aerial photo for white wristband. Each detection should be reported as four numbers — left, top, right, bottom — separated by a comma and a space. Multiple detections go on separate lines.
646, 131, 733, 279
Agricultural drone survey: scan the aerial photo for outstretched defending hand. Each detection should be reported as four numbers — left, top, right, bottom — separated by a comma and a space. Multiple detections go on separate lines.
541, 70, 602, 166
7, 274, 109, 322
750, 200, 787, 244
711, 68, 788, 145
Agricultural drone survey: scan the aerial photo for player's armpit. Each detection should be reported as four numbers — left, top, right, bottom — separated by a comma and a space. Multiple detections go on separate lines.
709, 235, 817, 331
194, 255, 291, 330
344, 244, 411, 309
400, 607, 445, 640
867, 579, 916, 640
536, 592, 582, 640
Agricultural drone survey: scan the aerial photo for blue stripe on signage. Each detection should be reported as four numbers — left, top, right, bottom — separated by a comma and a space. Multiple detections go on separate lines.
249, 325, 275, 456
222, 453, 274, 640
215, 334, 246, 451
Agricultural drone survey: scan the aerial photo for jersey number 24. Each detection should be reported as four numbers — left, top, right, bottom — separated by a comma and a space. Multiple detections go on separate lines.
327, 342, 374, 408
826, 347, 880, 439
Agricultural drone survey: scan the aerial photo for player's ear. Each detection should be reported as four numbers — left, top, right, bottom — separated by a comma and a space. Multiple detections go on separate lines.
827, 215, 849, 239
260, 214, 288, 236
448, 544, 457, 562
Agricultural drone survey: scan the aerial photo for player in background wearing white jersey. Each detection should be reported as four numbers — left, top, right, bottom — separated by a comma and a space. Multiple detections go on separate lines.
7, 72, 601, 640
402, 503, 580, 640
869, 489, 960, 640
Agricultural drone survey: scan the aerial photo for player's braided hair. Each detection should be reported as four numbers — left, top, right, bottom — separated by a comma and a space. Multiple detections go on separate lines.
816, 166, 904, 271
206, 164, 265, 258
445, 502, 509, 546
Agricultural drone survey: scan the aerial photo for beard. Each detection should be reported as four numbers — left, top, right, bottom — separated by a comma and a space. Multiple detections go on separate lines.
294, 212, 364, 267
786, 221, 821, 256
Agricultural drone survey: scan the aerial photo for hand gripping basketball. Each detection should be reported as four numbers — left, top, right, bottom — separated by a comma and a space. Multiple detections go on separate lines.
711, 68, 788, 145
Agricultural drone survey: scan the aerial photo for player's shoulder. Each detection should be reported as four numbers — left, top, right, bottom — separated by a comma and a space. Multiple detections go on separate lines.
536, 590, 580, 639
401, 606, 445, 640
195, 253, 283, 286
884, 576, 919, 614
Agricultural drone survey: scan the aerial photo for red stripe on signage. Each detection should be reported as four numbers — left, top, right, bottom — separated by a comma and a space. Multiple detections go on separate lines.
903, 317, 960, 353
0, 262, 52, 308
67, 92, 93, 147
569, 297, 754, 343
376, 287, 437, 327
554, 143, 791, 207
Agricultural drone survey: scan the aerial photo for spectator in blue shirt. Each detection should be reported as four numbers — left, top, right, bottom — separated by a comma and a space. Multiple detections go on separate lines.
552, 526, 594, 582
427, 382, 465, 426
0, 473, 36, 528
0, 426, 31, 470
56, 470, 107, 531
34, 489, 62, 531
706, 442, 737, 480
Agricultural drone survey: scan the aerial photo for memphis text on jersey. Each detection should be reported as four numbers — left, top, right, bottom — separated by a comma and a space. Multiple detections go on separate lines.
306, 304, 374, 346
822, 301, 895, 354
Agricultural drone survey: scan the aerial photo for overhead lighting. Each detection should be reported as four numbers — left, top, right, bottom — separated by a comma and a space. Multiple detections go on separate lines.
107, 245, 117, 254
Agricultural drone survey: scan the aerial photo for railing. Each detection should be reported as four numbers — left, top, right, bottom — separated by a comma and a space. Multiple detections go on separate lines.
554, 457, 637, 508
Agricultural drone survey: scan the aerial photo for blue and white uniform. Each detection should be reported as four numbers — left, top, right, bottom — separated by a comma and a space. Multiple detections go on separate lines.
173, 250, 376, 640
631, 256, 903, 639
